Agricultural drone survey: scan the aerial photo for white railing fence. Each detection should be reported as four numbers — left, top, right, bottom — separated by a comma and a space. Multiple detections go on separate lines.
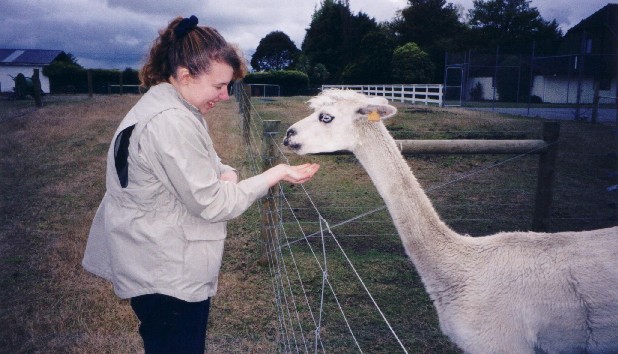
322, 84, 443, 106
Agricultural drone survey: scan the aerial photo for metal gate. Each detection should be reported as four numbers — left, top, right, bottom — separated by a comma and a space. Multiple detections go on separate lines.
443, 65, 464, 106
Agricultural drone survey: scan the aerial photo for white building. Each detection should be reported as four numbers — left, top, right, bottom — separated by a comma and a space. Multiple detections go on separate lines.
0, 49, 62, 94
466, 75, 616, 104
531, 75, 616, 105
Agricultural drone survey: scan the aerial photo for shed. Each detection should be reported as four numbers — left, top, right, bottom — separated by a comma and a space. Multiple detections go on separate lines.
0, 49, 63, 94
531, 4, 618, 104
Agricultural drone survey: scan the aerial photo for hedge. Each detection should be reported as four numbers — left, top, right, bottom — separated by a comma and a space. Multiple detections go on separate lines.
243, 70, 309, 96
43, 67, 140, 94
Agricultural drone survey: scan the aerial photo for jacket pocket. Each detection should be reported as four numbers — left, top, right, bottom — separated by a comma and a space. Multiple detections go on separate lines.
180, 223, 226, 293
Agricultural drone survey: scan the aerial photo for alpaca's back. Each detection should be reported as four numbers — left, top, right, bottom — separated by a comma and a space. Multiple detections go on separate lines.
438, 226, 618, 353
559, 227, 618, 352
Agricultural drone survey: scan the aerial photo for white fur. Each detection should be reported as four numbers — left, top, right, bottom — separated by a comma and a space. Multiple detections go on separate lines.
284, 89, 618, 353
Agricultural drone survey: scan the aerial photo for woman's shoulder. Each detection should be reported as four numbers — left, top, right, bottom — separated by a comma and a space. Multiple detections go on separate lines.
138, 83, 182, 109
129, 84, 194, 124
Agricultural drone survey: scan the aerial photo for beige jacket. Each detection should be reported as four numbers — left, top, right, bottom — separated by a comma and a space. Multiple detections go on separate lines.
82, 83, 269, 302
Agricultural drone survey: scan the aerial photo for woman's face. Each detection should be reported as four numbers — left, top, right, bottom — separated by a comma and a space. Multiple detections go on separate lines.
176, 61, 233, 114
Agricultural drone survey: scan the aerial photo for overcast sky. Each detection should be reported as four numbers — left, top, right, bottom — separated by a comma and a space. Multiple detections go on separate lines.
0, 0, 611, 70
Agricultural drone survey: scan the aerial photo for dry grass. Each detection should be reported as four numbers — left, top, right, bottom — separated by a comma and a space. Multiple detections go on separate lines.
0, 95, 142, 353
0, 94, 615, 353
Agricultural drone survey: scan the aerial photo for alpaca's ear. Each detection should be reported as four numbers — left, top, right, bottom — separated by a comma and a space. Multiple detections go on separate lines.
357, 103, 397, 121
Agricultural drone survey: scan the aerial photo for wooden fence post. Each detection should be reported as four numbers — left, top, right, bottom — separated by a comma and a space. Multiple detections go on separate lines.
118, 72, 124, 95
32, 69, 42, 108
532, 122, 560, 231
241, 84, 252, 146
260, 120, 281, 265
87, 69, 93, 97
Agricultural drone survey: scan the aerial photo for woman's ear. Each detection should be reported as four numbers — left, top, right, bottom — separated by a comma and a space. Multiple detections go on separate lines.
175, 67, 192, 85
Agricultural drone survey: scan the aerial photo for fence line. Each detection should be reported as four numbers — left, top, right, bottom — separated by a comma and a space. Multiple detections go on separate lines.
322, 84, 444, 106
247, 83, 281, 98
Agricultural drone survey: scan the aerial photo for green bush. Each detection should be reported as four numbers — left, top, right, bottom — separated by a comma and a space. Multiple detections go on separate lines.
44, 66, 139, 94
469, 82, 484, 101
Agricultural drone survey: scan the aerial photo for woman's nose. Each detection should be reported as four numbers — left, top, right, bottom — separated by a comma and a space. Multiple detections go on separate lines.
220, 87, 230, 100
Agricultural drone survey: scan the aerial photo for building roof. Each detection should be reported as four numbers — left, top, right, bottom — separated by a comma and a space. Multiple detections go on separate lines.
0, 49, 63, 66
567, 3, 618, 35
560, 4, 618, 55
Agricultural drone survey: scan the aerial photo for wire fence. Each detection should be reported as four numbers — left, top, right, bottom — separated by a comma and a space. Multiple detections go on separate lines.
444, 49, 618, 123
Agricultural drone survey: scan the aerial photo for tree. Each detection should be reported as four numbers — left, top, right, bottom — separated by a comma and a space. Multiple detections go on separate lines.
467, 0, 562, 54
391, 0, 467, 82
301, 0, 381, 83
341, 28, 395, 84
312, 64, 330, 86
392, 0, 465, 50
469, 81, 484, 101
391, 42, 435, 83
293, 54, 330, 87
251, 31, 300, 71
42, 51, 82, 76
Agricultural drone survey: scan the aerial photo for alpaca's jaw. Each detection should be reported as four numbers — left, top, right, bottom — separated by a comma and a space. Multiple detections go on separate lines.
283, 124, 353, 155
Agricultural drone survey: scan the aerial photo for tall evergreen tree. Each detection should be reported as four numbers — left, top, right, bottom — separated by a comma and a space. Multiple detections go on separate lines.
391, 0, 467, 82
301, 0, 380, 83
251, 31, 300, 71
467, 0, 562, 54
341, 28, 395, 84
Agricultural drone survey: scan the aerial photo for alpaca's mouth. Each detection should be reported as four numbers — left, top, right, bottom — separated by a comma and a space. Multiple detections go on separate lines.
283, 128, 302, 151
282, 137, 301, 151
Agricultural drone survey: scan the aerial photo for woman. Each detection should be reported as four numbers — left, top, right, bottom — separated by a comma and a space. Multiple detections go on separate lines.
82, 16, 319, 353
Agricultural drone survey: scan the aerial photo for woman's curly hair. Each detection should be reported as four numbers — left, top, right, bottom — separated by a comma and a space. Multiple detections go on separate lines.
139, 16, 247, 88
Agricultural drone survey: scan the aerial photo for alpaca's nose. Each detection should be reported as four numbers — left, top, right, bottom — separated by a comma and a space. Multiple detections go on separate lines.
283, 128, 296, 146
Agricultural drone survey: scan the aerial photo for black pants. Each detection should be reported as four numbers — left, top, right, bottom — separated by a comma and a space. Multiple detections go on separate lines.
130, 294, 211, 354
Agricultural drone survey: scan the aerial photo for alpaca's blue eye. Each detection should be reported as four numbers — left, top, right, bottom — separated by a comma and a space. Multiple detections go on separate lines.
319, 113, 334, 123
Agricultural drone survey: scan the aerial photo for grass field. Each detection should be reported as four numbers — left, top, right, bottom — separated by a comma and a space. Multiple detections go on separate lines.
0, 94, 615, 353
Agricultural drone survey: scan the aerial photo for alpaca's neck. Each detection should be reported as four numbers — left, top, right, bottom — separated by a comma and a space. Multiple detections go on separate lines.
352, 121, 465, 290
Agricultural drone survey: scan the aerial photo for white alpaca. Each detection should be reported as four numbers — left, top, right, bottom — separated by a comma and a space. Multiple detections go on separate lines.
283, 89, 618, 353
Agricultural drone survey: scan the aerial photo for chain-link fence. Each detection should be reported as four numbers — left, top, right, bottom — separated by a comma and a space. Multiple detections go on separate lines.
444, 48, 617, 122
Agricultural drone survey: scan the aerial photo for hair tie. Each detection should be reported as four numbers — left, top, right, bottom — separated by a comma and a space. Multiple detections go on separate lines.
174, 15, 198, 38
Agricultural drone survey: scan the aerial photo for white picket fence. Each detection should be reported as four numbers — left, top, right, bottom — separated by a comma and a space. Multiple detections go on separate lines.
322, 84, 443, 106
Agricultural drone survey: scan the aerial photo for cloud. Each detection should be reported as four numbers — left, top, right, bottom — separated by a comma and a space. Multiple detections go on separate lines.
105, 0, 202, 16
0, 0, 609, 70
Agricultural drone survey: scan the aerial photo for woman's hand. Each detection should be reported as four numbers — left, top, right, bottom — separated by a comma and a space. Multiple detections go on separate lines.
263, 163, 320, 187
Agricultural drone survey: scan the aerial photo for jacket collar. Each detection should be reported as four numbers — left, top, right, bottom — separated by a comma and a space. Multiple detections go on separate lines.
158, 82, 206, 127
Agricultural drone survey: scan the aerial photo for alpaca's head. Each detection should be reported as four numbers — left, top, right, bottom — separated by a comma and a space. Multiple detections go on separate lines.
283, 89, 397, 155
